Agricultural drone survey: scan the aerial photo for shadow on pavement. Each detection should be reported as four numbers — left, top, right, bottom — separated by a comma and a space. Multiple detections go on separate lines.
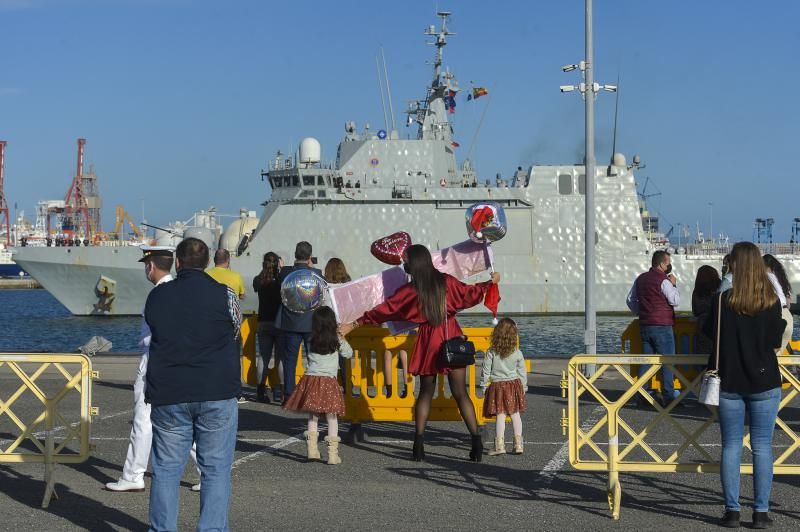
0, 465, 148, 531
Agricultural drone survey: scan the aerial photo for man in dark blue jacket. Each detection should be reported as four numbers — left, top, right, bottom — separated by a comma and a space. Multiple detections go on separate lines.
276, 240, 322, 400
145, 237, 242, 532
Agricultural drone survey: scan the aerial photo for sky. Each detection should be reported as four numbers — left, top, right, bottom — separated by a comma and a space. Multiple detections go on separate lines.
1, 0, 799, 243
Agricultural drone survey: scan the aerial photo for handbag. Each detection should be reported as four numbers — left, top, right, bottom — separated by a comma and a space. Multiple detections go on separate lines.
699, 293, 723, 406
439, 294, 476, 367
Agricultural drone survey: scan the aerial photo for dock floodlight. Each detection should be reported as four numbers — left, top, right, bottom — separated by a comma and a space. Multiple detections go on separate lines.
560, 85, 576, 93
562, 64, 579, 72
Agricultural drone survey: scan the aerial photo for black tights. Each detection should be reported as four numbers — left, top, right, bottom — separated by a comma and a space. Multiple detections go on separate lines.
414, 368, 478, 436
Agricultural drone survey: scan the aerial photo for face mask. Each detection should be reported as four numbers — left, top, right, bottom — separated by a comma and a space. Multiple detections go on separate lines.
144, 263, 153, 282
403, 262, 410, 274
664, 264, 672, 275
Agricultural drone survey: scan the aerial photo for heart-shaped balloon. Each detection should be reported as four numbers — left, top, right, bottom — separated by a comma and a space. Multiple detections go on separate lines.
370, 231, 412, 265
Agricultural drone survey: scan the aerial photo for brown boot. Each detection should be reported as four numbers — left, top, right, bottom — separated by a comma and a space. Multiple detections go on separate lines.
325, 436, 342, 465
512, 435, 524, 454
488, 437, 506, 456
305, 431, 321, 460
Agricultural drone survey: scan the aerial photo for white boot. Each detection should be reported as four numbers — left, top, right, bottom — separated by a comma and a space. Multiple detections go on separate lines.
488, 437, 506, 456
305, 431, 321, 460
325, 436, 342, 465
512, 435, 524, 455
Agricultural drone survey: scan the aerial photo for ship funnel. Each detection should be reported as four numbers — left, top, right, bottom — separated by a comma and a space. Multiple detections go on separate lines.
612, 153, 627, 167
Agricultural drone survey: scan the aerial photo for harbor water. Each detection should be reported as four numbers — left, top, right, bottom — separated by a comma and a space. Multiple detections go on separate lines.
3, 289, 798, 356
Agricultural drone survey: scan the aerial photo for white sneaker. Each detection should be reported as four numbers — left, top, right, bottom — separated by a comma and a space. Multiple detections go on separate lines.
191, 482, 201, 492
105, 478, 145, 492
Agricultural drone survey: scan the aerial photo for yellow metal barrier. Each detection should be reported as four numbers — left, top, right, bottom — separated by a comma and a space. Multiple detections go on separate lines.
562, 353, 800, 520
0, 353, 97, 508
241, 316, 531, 426
623, 317, 797, 391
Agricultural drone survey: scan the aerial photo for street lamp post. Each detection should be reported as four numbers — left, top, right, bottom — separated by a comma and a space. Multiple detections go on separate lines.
708, 202, 713, 250
561, 0, 616, 376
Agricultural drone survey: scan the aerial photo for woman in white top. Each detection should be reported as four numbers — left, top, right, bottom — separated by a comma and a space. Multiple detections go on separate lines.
763, 254, 794, 352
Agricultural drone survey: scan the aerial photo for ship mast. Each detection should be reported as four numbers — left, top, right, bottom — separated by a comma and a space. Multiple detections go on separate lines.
407, 11, 458, 142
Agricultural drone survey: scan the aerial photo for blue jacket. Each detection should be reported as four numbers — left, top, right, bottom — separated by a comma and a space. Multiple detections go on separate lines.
274, 262, 323, 333
145, 268, 242, 406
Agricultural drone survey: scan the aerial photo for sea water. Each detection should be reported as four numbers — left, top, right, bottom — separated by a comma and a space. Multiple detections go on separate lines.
3, 289, 798, 356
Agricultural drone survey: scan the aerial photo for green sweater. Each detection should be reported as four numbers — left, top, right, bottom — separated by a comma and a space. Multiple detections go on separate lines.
304, 338, 354, 378
479, 348, 527, 391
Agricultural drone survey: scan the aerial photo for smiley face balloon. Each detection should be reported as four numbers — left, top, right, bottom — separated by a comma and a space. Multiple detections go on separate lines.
465, 202, 508, 243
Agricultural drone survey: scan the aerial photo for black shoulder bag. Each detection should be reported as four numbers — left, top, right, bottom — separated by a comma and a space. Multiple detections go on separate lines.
439, 293, 476, 367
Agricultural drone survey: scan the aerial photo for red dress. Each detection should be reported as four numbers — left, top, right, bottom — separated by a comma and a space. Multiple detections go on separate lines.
356, 274, 491, 376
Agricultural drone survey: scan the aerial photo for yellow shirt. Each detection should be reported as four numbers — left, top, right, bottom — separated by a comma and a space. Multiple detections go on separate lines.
206, 267, 246, 298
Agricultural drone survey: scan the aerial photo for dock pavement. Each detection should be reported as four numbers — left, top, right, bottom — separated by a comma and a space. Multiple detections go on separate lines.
1, 355, 799, 531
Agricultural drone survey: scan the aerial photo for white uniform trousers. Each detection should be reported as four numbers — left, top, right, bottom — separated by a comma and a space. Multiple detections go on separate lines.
121, 353, 198, 482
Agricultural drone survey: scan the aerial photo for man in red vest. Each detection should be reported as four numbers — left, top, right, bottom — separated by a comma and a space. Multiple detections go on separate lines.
626, 250, 680, 405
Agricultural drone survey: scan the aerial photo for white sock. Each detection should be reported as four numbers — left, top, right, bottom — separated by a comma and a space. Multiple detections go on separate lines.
511, 411, 522, 436
326, 413, 338, 438
495, 413, 506, 439
308, 414, 319, 434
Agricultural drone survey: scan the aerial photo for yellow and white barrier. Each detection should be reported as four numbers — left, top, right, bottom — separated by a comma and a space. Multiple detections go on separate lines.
562, 352, 800, 520
241, 317, 531, 426
0, 353, 98, 508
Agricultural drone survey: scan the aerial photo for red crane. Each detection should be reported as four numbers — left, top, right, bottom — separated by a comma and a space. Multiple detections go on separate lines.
0, 140, 10, 245
64, 138, 90, 238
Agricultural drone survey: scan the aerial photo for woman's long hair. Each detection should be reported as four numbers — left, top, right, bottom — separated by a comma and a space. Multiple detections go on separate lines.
406, 244, 446, 326
324, 257, 351, 284
693, 265, 721, 298
763, 254, 792, 299
310, 306, 340, 355
258, 252, 280, 284
491, 318, 519, 358
728, 242, 778, 315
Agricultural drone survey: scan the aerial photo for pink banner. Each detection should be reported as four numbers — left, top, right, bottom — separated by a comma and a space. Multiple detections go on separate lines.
329, 240, 493, 334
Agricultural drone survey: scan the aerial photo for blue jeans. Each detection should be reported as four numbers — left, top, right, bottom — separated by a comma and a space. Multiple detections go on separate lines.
282, 332, 310, 397
638, 325, 676, 397
149, 399, 238, 532
719, 387, 781, 512
257, 321, 280, 387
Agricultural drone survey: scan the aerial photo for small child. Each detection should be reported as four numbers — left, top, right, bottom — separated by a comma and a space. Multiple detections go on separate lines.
479, 318, 528, 455
283, 306, 353, 464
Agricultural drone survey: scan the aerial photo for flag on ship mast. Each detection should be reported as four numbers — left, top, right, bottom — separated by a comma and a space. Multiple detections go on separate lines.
467, 87, 489, 101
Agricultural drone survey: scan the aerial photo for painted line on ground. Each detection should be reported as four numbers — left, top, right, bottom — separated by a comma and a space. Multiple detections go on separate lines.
537, 405, 605, 487
231, 433, 303, 469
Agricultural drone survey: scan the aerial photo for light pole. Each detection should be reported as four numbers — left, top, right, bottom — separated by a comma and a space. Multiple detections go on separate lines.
708, 202, 713, 248
561, 0, 616, 375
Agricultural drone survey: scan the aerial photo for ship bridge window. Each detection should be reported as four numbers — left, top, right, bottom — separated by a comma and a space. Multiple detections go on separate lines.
292, 176, 299, 187
317, 190, 326, 198
281, 176, 290, 187
558, 174, 573, 195
578, 174, 586, 195
317, 176, 326, 186
271, 178, 280, 188
303, 175, 315, 186
299, 190, 315, 198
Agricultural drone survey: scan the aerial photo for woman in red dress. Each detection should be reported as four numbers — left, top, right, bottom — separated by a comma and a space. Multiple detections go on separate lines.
339, 244, 500, 462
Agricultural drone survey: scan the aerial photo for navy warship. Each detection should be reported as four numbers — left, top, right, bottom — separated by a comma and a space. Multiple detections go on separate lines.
13, 12, 800, 316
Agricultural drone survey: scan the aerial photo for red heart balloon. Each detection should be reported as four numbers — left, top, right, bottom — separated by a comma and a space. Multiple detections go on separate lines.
370, 232, 412, 265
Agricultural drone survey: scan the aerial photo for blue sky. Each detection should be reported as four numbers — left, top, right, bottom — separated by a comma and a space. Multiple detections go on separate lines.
1, 0, 799, 242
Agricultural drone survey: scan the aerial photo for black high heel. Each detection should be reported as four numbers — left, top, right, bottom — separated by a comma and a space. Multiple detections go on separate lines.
469, 434, 483, 462
412, 434, 425, 462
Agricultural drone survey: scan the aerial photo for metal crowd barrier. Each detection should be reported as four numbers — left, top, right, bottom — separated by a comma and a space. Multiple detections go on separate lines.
562, 352, 800, 520
622, 317, 798, 391
240, 316, 531, 427
0, 353, 98, 508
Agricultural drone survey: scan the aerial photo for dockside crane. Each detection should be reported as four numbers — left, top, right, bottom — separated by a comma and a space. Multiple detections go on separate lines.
64, 138, 91, 238
0, 141, 9, 245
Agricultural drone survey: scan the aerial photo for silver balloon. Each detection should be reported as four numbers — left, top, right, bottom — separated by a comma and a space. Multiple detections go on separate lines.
280, 270, 328, 313
465, 201, 508, 243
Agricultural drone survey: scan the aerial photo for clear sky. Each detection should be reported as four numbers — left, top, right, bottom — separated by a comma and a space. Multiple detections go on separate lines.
2, 0, 799, 243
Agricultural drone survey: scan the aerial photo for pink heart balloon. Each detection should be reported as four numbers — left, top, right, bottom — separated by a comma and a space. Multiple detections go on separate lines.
370, 232, 412, 265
